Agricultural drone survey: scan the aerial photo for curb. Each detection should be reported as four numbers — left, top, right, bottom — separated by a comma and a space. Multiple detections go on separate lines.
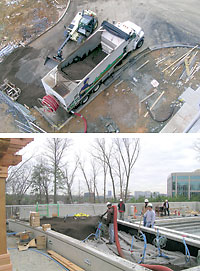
26, 0, 71, 46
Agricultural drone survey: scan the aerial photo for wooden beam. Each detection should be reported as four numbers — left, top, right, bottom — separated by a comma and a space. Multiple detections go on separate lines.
0, 178, 7, 255
0, 167, 8, 179
144, 91, 165, 118
0, 154, 22, 167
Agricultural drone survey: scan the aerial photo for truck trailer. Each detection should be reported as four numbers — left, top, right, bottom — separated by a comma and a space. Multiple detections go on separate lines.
41, 20, 144, 113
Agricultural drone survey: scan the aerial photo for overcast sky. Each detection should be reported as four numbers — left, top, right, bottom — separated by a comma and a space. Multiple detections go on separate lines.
18, 134, 200, 195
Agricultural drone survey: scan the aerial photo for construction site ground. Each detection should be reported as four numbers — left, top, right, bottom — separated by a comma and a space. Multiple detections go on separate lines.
0, 0, 200, 132
15, 216, 198, 271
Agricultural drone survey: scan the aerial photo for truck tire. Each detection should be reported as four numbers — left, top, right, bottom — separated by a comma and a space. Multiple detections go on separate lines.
136, 38, 144, 49
81, 95, 89, 104
92, 84, 100, 93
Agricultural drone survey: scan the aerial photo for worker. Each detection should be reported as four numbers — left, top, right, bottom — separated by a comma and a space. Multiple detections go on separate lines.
101, 202, 114, 244
118, 198, 125, 221
142, 199, 149, 226
163, 199, 170, 216
144, 203, 155, 228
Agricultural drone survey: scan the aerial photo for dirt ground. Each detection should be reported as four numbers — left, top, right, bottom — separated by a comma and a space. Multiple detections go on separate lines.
34, 47, 200, 133
0, 0, 67, 49
41, 216, 102, 240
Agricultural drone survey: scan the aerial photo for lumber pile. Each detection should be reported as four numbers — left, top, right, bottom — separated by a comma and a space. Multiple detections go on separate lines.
47, 250, 84, 271
162, 45, 200, 83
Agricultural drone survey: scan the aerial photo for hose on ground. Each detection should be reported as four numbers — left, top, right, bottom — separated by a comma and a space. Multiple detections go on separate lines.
82, 222, 102, 242
71, 111, 87, 133
113, 205, 125, 258
8, 247, 69, 270
145, 101, 175, 122
156, 229, 169, 259
138, 231, 147, 264
183, 238, 190, 262
140, 264, 173, 271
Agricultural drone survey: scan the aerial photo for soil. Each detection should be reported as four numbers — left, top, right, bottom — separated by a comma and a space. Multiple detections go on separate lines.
0, 0, 67, 49
40, 216, 102, 240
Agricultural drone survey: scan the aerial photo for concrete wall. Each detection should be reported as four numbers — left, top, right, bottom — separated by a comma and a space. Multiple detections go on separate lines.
6, 201, 200, 220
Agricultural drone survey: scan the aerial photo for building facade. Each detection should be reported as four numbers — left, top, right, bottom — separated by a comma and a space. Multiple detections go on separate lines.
167, 170, 200, 199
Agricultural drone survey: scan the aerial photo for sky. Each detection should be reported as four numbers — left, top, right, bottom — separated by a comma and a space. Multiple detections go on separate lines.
16, 134, 200, 196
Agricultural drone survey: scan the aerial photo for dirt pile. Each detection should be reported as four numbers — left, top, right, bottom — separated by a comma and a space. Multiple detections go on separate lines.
41, 216, 102, 240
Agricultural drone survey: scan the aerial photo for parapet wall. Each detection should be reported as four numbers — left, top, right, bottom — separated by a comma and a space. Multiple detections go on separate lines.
6, 201, 200, 220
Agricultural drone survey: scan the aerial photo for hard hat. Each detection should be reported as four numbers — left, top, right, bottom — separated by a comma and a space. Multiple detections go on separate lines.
120, 199, 123, 201
107, 202, 112, 206
165, 199, 168, 202
144, 199, 149, 203
147, 203, 152, 207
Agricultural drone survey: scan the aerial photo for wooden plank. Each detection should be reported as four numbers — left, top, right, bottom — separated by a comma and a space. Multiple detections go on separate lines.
47, 250, 84, 271
0, 263, 12, 271
162, 45, 198, 72
136, 60, 149, 71
140, 89, 158, 103
144, 91, 165, 118
0, 178, 7, 255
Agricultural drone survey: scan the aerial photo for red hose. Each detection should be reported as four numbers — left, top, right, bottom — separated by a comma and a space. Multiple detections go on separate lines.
113, 205, 173, 271
113, 205, 125, 258
140, 264, 173, 271
42, 95, 59, 112
72, 112, 87, 133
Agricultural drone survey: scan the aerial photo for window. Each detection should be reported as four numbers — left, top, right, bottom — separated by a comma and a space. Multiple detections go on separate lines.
177, 180, 188, 197
190, 180, 200, 191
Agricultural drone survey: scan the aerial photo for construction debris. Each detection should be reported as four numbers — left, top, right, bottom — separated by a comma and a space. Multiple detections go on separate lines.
136, 60, 149, 71
144, 91, 165, 118
0, 79, 21, 101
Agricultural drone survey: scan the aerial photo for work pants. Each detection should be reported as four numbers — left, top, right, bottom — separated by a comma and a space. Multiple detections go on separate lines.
109, 223, 114, 244
119, 212, 124, 220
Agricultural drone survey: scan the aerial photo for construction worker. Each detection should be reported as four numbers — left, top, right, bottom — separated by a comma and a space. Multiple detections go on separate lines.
144, 203, 155, 228
163, 199, 170, 216
142, 199, 149, 226
118, 198, 125, 221
101, 202, 114, 244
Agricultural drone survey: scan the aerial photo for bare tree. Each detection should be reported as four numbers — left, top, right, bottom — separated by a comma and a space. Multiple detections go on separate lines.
92, 138, 116, 201
79, 159, 93, 201
44, 138, 72, 203
113, 138, 140, 202
90, 159, 100, 203
61, 156, 79, 203
6, 162, 33, 204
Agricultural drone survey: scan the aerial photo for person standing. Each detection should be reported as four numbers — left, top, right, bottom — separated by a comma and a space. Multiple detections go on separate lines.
144, 203, 155, 228
118, 199, 125, 221
101, 202, 115, 244
163, 200, 170, 216
142, 199, 149, 226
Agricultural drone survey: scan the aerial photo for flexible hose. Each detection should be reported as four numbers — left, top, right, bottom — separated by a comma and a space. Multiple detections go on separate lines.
183, 238, 190, 262
71, 111, 87, 133
145, 101, 175, 123
82, 222, 102, 242
156, 230, 169, 259
8, 247, 69, 270
140, 264, 173, 271
113, 205, 125, 258
138, 231, 147, 264
112, 210, 173, 271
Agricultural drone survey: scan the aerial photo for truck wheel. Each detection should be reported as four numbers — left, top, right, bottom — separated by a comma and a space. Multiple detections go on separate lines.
93, 84, 100, 93
81, 95, 89, 104
136, 38, 144, 49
